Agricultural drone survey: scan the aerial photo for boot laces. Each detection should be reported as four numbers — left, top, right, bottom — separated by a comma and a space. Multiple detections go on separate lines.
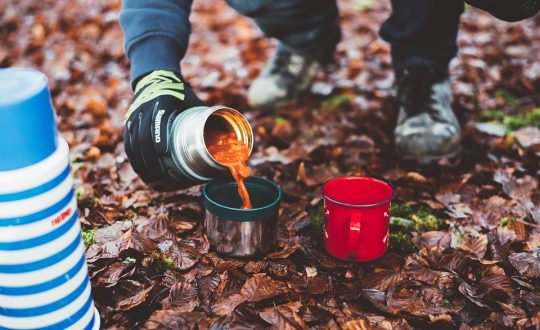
398, 68, 440, 119
270, 48, 306, 77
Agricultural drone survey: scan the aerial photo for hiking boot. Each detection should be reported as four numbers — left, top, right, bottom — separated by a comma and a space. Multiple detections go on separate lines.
394, 67, 461, 162
247, 44, 321, 110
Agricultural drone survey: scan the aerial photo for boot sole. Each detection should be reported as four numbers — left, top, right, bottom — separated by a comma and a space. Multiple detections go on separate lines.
249, 89, 311, 112
397, 145, 462, 165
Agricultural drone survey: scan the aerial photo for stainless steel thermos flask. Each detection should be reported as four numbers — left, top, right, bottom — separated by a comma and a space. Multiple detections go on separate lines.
155, 105, 253, 190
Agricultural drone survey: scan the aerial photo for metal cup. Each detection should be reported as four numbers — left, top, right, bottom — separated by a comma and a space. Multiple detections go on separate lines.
203, 176, 282, 257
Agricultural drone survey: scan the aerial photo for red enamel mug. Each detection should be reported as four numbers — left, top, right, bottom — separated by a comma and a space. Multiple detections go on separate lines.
322, 176, 396, 262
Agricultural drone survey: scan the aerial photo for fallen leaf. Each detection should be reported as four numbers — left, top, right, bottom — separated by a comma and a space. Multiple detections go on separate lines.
158, 240, 201, 271
404, 172, 428, 184
244, 261, 268, 274
162, 280, 199, 312
135, 214, 174, 240
212, 293, 246, 316
265, 307, 308, 330
306, 277, 329, 295
387, 281, 464, 317
460, 234, 488, 259
458, 281, 490, 308
513, 126, 540, 149
525, 233, 540, 251
341, 317, 371, 330
141, 310, 205, 330
305, 267, 318, 278
475, 122, 507, 137
241, 274, 289, 302
509, 252, 540, 278
116, 282, 155, 311
413, 231, 451, 250
93, 261, 135, 288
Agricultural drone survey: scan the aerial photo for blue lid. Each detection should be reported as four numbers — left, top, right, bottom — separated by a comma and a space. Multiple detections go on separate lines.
0, 68, 58, 171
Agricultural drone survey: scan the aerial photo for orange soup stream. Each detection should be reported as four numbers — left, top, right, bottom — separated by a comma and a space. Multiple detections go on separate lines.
206, 132, 252, 209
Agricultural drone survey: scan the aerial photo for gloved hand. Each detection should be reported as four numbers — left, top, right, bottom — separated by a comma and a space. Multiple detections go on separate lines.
124, 70, 205, 190
467, 0, 540, 22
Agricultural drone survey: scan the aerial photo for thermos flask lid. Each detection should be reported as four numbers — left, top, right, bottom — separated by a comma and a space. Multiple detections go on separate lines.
0, 68, 58, 171
203, 176, 282, 222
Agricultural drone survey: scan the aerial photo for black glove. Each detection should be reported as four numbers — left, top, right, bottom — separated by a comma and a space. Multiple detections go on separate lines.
124, 70, 205, 190
467, 0, 539, 22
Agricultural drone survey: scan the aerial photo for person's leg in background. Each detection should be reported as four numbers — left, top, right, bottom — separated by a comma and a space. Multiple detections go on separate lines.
467, 0, 540, 22
380, 0, 464, 162
226, 0, 341, 109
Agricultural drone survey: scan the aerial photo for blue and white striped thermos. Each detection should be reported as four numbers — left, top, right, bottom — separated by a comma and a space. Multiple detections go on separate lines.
0, 68, 100, 330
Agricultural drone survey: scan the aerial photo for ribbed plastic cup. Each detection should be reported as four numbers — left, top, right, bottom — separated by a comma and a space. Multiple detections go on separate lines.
0, 68, 100, 330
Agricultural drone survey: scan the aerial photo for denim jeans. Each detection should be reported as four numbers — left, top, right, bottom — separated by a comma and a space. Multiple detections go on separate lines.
225, 0, 341, 58
227, 0, 539, 72
379, 0, 464, 72
226, 0, 463, 72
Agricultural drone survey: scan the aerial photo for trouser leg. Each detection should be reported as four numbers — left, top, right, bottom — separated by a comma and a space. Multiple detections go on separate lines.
226, 0, 341, 59
467, 0, 540, 22
380, 0, 464, 73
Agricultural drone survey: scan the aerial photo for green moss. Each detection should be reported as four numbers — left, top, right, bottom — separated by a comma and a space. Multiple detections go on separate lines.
75, 187, 87, 203
412, 213, 443, 232
390, 216, 415, 229
275, 116, 288, 125
482, 107, 540, 131
494, 89, 518, 104
302, 128, 317, 139
389, 232, 416, 255
390, 203, 445, 232
304, 204, 326, 240
82, 228, 95, 246
322, 94, 351, 112
92, 197, 100, 207
498, 215, 532, 227
353, 0, 374, 11
499, 216, 512, 227
481, 110, 506, 119
390, 203, 416, 218
163, 257, 174, 268
151, 251, 173, 272
505, 116, 534, 131
507, 108, 540, 130
123, 211, 138, 220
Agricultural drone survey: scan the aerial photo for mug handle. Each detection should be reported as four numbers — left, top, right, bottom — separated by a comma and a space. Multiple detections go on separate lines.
348, 213, 362, 260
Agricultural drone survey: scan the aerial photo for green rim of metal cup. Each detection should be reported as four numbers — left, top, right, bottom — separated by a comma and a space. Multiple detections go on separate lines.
203, 176, 282, 222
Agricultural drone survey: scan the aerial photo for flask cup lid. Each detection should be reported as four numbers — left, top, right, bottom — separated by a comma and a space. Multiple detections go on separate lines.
0, 68, 58, 171
203, 176, 282, 222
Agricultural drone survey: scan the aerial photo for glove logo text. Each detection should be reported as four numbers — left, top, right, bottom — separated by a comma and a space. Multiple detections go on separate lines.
154, 109, 166, 143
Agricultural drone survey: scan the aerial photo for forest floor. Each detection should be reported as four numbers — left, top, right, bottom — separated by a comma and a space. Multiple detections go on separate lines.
2, 0, 540, 328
